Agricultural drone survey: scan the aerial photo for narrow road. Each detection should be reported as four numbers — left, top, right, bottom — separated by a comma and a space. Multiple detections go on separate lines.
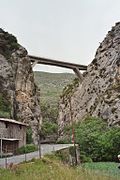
0, 144, 74, 168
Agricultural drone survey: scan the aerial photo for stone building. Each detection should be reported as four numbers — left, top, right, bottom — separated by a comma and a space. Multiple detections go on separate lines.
0, 118, 27, 154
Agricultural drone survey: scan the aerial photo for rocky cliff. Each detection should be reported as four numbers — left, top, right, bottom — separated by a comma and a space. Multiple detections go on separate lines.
58, 22, 120, 136
0, 29, 42, 144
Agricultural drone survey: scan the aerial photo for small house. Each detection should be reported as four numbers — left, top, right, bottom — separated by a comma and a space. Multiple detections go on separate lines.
0, 118, 27, 154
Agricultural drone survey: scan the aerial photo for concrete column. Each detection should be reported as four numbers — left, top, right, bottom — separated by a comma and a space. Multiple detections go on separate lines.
73, 68, 83, 82
31, 60, 38, 68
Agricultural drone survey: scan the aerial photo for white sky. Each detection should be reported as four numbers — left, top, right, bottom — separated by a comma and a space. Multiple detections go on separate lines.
0, 0, 120, 73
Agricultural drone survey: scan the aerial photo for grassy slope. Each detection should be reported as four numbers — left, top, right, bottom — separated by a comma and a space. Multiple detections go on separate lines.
0, 157, 119, 180
34, 71, 75, 105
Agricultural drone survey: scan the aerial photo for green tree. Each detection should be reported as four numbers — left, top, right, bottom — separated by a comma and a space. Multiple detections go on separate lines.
0, 93, 11, 118
41, 122, 58, 136
63, 117, 120, 162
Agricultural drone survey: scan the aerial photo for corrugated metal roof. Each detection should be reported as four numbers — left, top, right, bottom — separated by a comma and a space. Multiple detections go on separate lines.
0, 118, 28, 126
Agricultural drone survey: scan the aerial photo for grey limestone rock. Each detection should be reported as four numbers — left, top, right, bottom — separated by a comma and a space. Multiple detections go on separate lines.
58, 22, 120, 136
0, 30, 42, 144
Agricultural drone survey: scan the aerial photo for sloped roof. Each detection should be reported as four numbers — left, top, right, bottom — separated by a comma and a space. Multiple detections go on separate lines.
0, 138, 20, 141
0, 118, 28, 126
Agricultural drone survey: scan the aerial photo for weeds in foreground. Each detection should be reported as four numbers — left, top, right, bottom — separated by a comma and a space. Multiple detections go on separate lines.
0, 157, 120, 180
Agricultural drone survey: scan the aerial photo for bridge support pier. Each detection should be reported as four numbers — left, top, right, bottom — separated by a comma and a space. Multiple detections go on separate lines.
73, 68, 83, 82
31, 60, 38, 68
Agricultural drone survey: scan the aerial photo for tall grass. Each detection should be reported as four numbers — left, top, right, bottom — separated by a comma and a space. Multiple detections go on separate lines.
0, 157, 119, 180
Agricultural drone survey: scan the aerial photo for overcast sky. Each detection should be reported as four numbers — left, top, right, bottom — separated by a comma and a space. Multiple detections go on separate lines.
0, 0, 120, 73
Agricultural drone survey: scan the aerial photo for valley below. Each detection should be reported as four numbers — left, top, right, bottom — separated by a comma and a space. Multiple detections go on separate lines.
0, 22, 120, 180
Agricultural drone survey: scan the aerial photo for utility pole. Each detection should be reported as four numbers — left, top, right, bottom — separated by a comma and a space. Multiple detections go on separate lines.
5, 146, 7, 168
24, 140, 27, 162
0, 134, 2, 158
38, 119, 42, 159
69, 97, 77, 166
38, 132, 41, 158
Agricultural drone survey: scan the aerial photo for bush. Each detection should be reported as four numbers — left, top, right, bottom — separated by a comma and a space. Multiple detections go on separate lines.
41, 122, 58, 136
54, 149, 70, 163
80, 151, 93, 163
16, 144, 38, 154
63, 117, 120, 162
57, 138, 69, 144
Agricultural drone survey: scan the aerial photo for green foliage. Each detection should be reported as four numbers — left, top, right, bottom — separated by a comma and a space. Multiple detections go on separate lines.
0, 93, 11, 118
61, 78, 79, 98
40, 102, 58, 140
41, 121, 58, 136
57, 138, 69, 144
41, 102, 58, 123
54, 145, 92, 164
34, 72, 75, 139
80, 151, 93, 163
0, 157, 119, 180
63, 117, 120, 162
26, 127, 33, 144
0, 29, 19, 59
69, 146, 76, 156
34, 71, 75, 106
84, 162, 120, 178
0, 111, 10, 118
16, 144, 38, 154
44, 153, 61, 161
54, 149, 70, 163
80, 154, 93, 163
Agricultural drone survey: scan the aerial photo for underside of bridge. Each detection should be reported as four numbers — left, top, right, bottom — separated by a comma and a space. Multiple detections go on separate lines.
29, 55, 87, 82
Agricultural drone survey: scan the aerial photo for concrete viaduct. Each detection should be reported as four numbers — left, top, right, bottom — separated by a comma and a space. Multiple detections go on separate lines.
29, 55, 87, 81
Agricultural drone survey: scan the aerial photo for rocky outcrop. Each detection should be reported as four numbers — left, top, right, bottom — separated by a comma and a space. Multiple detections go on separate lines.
0, 29, 42, 144
58, 22, 120, 136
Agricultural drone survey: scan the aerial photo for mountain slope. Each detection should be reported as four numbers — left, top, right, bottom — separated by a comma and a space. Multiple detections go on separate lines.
0, 29, 42, 144
34, 72, 75, 105
58, 22, 120, 135
34, 72, 75, 140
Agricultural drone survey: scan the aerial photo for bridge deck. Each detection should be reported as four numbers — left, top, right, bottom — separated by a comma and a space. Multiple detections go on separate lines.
29, 55, 87, 71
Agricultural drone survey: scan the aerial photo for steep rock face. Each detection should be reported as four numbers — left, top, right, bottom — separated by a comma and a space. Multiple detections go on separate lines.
58, 23, 120, 136
0, 29, 42, 144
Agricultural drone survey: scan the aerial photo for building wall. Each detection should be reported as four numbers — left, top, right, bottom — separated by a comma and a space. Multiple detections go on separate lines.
0, 121, 26, 148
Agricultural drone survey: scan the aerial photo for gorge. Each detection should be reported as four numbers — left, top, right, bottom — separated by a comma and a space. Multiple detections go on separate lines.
58, 22, 120, 137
